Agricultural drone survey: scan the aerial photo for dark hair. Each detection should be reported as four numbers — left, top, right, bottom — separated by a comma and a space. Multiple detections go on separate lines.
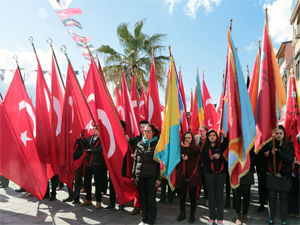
93, 124, 99, 129
200, 126, 208, 132
203, 129, 218, 150
145, 123, 160, 137
183, 131, 195, 145
276, 125, 288, 150
140, 120, 149, 125
120, 120, 126, 131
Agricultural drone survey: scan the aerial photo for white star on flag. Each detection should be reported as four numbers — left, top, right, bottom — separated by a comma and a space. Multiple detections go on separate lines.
20, 130, 32, 146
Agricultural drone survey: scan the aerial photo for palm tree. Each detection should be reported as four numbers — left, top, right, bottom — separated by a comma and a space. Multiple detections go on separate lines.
97, 19, 169, 94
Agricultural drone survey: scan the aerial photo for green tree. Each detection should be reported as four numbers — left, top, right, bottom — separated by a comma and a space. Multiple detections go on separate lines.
97, 19, 169, 94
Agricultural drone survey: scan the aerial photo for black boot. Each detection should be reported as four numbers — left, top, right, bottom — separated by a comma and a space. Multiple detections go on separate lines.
189, 211, 195, 223
177, 211, 186, 221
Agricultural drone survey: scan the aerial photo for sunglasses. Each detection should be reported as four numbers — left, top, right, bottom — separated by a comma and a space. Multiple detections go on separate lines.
144, 130, 151, 133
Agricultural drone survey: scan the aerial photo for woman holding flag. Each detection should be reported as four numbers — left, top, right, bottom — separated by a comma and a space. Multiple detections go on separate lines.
263, 125, 294, 225
176, 131, 201, 224
201, 129, 228, 225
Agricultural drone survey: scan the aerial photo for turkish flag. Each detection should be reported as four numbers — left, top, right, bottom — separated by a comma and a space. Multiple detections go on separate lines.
131, 75, 140, 128
82, 60, 98, 137
56, 8, 82, 20
115, 86, 124, 120
139, 86, 148, 121
148, 53, 162, 129
50, 56, 64, 174
191, 86, 200, 135
36, 60, 53, 167
1, 69, 48, 200
90, 60, 138, 205
284, 75, 300, 164
121, 71, 139, 138
59, 63, 91, 190
202, 79, 219, 131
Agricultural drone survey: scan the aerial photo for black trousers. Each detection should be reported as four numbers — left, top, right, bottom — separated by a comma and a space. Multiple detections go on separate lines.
45, 174, 58, 197
0, 176, 9, 187
84, 165, 103, 202
234, 184, 251, 214
256, 164, 267, 206
160, 179, 174, 203
67, 164, 83, 201
138, 177, 157, 224
288, 175, 299, 214
179, 179, 197, 213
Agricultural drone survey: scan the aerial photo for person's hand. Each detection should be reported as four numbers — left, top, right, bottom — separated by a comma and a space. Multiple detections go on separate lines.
271, 148, 277, 155
213, 153, 220, 159
264, 151, 269, 157
155, 180, 161, 188
182, 154, 188, 160
131, 153, 134, 159
181, 141, 189, 148
219, 129, 227, 138
125, 135, 130, 142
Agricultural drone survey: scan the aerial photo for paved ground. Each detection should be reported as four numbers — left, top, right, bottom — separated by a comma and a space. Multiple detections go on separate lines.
0, 176, 299, 225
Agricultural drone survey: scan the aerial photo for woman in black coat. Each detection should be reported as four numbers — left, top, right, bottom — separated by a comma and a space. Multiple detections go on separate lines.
132, 123, 161, 225
263, 125, 294, 225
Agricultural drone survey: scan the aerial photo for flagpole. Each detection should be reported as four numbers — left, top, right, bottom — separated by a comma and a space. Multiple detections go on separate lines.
47, 38, 65, 89
81, 66, 85, 81
0, 92, 3, 100
60, 45, 97, 127
264, 7, 277, 174
83, 38, 125, 133
13, 54, 25, 85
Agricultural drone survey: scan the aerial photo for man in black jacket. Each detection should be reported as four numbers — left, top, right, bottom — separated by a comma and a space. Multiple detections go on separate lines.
80, 125, 106, 209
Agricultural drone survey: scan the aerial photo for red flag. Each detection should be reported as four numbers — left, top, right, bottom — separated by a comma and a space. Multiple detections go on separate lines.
248, 46, 261, 117
50, 56, 64, 174
59, 63, 91, 189
56, 8, 82, 20
36, 60, 53, 166
178, 69, 187, 114
139, 86, 148, 121
115, 86, 124, 120
89, 60, 138, 205
148, 53, 162, 129
82, 60, 98, 137
2, 69, 48, 200
202, 79, 219, 131
255, 21, 286, 152
131, 75, 140, 128
191, 86, 200, 135
284, 75, 300, 164
121, 71, 139, 138
189, 88, 194, 125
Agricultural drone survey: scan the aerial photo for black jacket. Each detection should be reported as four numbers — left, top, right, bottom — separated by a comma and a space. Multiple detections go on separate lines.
263, 140, 294, 178
73, 137, 87, 161
202, 137, 228, 173
129, 134, 143, 152
132, 139, 160, 179
83, 135, 105, 167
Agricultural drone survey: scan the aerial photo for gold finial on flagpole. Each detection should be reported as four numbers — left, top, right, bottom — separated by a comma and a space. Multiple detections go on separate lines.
60, 45, 69, 60
196, 67, 199, 74
229, 18, 233, 31
168, 46, 172, 57
258, 40, 261, 49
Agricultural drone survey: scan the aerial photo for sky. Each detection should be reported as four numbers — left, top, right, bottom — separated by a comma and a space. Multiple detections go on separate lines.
0, 0, 293, 108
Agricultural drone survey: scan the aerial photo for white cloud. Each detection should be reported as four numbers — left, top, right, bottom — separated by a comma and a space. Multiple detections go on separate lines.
0, 47, 65, 85
245, 42, 257, 51
263, 0, 293, 44
164, 0, 182, 14
184, 0, 222, 19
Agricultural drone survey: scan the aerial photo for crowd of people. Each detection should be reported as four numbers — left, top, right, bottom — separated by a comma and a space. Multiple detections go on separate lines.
0, 122, 299, 225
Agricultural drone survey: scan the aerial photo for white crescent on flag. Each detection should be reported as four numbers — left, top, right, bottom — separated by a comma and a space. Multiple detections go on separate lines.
68, 96, 74, 133
53, 96, 62, 136
148, 95, 153, 122
97, 109, 116, 159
